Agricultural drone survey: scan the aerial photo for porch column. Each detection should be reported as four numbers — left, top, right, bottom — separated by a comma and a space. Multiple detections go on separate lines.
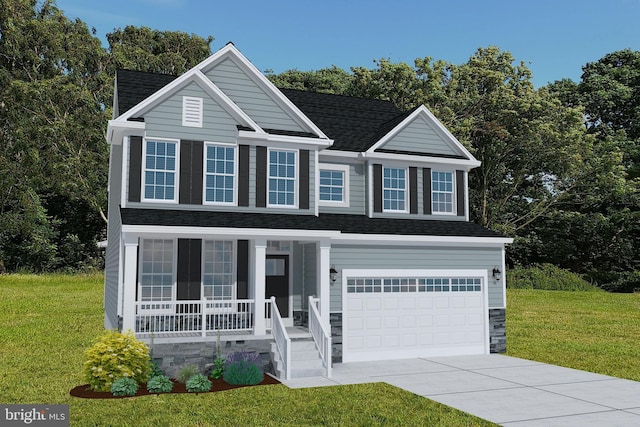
252, 238, 267, 335
121, 234, 139, 332
316, 239, 331, 330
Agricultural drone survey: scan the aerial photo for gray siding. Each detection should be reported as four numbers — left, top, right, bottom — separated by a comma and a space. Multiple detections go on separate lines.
206, 58, 305, 133
381, 116, 459, 156
104, 144, 123, 330
329, 245, 504, 312
145, 82, 238, 143
318, 162, 366, 215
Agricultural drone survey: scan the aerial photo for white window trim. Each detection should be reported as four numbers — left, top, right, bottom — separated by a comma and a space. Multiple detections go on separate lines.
318, 163, 350, 208
137, 238, 177, 314
202, 142, 238, 206
431, 169, 456, 215
201, 240, 237, 310
267, 148, 299, 209
382, 166, 409, 213
182, 96, 203, 128
141, 137, 180, 204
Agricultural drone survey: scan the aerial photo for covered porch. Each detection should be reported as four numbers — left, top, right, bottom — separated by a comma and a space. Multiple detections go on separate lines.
118, 227, 338, 344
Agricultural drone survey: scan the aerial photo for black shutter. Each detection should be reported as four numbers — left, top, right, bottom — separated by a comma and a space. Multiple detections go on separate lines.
256, 146, 267, 207
179, 140, 203, 205
128, 136, 143, 202
456, 170, 465, 217
373, 164, 382, 213
299, 150, 309, 210
423, 167, 432, 215
177, 239, 202, 302
237, 240, 249, 299
238, 145, 250, 207
409, 167, 418, 214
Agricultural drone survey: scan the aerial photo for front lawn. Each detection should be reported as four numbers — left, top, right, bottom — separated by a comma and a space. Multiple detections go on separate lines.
506, 288, 640, 381
0, 274, 493, 426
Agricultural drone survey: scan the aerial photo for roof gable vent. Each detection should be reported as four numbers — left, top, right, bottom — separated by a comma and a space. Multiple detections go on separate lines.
182, 96, 203, 127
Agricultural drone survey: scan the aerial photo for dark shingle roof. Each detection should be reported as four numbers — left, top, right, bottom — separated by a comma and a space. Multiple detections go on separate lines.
120, 208, 503, 239
115, 69, 177, 116
279, 89, 405, 152
115, 71, 423, 152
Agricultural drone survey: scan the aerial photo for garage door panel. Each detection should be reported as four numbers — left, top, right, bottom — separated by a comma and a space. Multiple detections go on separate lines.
344, 273, 487, 363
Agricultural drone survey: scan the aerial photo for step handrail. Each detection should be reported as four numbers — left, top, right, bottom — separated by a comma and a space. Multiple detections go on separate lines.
308, 296, 332, 378
270, 296, 291, 380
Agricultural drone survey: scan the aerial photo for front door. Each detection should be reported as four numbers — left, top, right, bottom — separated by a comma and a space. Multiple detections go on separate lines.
266, 255, 289, 318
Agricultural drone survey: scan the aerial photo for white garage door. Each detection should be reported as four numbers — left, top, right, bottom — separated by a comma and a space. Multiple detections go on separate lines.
342, 270, 488, 363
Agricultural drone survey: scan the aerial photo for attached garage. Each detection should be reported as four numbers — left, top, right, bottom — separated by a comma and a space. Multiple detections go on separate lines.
342, 269, 489, 363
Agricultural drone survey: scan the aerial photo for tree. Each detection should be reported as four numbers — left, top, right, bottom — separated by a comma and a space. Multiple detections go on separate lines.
106, 26, 213, 75
266, 66, 352, 94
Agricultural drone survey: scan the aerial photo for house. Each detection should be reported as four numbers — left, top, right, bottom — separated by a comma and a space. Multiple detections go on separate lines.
104, 43, 512, 379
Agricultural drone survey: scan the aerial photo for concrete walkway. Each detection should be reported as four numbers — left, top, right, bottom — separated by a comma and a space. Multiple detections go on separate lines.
282, 354, 640, 426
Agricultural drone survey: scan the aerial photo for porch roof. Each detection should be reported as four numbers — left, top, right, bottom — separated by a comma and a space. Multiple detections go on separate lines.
120, 208, 504, 238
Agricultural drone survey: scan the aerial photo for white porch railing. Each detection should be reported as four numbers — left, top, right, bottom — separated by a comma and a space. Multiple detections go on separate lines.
309, 296, 332, 378
135, 298, 272, 336
270, 296, 291, 380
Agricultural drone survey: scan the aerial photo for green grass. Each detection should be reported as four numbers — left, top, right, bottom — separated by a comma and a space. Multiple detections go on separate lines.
0, 274, 494, 426
507, 289, 640, 381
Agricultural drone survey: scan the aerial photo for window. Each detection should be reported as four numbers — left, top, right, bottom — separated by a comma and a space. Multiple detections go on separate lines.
383, 167, 407, 211
204, 144, 236, 204
268, 149, 297, 207
319, 164, 349, 207
140, 239, 174, 301
203, 240, 235, 300
346, 277, 482, 293
143, 140, 177, 202
432, 171, 454, 213
182, 96, 203, 127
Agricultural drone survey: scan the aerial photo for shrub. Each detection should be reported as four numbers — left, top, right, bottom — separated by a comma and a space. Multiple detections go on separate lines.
223, 351, 263, 385
597, 270, 640, 293
146, 375, 173, 394
507, 264, 599, 292
111, 377, 139, 397
176, 365, 199, 384
83, 330, 151, 392
186, 374, 211, 393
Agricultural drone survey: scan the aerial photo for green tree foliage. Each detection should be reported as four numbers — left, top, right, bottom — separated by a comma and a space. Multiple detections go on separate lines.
266, 66, 352, 94
107, 26, 213, 75
0, 0, 213, 272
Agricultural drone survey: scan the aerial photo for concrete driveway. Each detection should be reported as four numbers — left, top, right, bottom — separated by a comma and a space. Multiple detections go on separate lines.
282, 354, 640, 426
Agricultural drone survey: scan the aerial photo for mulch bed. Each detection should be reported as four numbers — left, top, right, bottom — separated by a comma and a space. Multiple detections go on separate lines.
70, 375, 281, 399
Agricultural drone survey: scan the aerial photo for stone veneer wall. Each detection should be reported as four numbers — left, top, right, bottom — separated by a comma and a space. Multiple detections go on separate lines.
489, 308, 507, 353
149, 339, 274, 378
330, 313, 342, 363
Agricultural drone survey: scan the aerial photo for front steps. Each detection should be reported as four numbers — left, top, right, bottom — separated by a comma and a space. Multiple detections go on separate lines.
270, 335, 326, 379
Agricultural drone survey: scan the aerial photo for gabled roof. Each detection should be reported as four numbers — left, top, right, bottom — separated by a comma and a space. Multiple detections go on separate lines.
279, 89, 405, 152
120, 208, 506, 240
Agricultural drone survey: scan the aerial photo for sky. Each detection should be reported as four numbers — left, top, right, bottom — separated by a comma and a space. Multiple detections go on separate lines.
56, 0, 640, 88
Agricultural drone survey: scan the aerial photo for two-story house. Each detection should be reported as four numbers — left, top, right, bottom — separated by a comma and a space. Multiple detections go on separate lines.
104, 43, 512, 379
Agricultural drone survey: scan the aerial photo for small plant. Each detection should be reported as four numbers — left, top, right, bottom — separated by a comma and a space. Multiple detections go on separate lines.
210, 330, 225, 379
210, 356, 225, 380
149, 359, 164, 378
176, 364, 199, 384
111, 377, 139, 397
146, 375, 173, 394
186, 373, 211, 393
83, 330, 151, 392
223, 351, 263, 385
